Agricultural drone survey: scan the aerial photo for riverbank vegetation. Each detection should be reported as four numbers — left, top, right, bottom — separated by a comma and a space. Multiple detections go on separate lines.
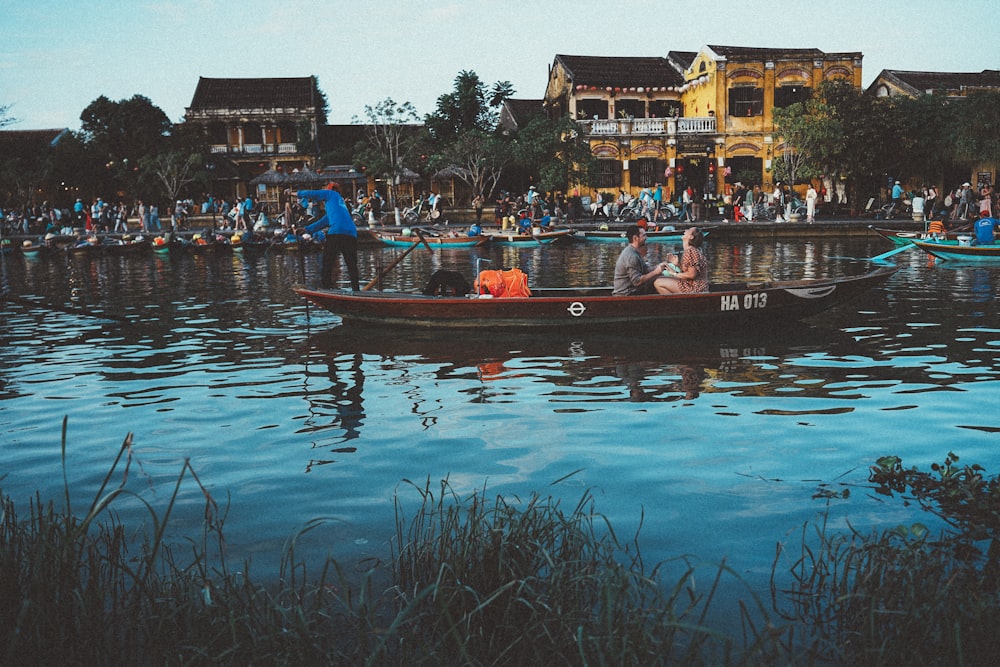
3, 426, 999, 665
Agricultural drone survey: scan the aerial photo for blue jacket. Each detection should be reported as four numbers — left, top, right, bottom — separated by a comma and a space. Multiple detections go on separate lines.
300, 189, 357, 238
974, 216, 996, 245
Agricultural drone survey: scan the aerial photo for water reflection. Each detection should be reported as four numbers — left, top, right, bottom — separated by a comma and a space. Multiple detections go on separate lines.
2, 237, 999, 592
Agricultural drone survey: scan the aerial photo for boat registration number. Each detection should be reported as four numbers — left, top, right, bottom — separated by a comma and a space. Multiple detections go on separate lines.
720, 292, 767, 311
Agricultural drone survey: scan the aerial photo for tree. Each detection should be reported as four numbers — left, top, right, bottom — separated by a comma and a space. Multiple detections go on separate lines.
353, 98, 421, 219
770, 82, 906, 214
510, 116, 597, 195
953, 90, 1000, 166
425, 70, 510, 140
140, 151, 204, 211
79, 94, 173, 199
894, 93, 957, 184
434, 129, 513, 203
772, 99, 837, 195
0, 103, 16, 129
419, 70, 518, 204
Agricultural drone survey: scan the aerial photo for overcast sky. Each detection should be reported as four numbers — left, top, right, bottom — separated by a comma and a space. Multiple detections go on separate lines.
3, 0, 998, 131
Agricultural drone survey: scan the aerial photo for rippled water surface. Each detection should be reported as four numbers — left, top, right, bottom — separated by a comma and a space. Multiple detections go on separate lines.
2, 235, 999, 612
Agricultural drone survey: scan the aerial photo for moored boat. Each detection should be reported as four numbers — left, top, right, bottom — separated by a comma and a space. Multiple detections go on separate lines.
294, 266, 896, 331
870, 225, 969, 246
151, 237, 173, 255
576, 226, 705, 244
105, 236, 150, 255
485, 228, 576, 245
19, 240, 47, 258
910, 238, 1000, 263
373, 230, 490, 248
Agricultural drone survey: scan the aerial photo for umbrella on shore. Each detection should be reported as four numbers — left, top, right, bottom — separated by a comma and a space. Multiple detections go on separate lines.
249, 168, 288, 186
287, 165, 326, 187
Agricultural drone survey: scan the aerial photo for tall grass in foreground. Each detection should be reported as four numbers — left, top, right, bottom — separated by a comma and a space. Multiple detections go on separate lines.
2, 421, 797, 665
772, 453, 1000, 666
11, 424, 1000, 665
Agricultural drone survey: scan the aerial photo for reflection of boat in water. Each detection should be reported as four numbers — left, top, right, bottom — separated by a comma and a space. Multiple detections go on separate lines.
295, 267, 896, 331
306, 323, 849, 403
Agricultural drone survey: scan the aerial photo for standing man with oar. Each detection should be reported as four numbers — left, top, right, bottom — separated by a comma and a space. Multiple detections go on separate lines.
296, 182, 360, 291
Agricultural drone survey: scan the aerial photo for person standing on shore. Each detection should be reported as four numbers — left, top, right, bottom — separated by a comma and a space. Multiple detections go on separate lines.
805, 184, 818, 222
297, 182, 360, 290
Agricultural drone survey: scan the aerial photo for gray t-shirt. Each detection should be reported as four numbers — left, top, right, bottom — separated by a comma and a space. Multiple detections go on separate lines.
613, 244, 649, 295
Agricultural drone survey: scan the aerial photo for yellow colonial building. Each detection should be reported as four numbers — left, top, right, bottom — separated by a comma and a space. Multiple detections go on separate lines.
544, 46, 863, 202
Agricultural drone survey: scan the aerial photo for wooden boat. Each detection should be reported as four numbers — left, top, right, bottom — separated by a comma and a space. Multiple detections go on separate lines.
67, 241, 105, 257
19, 241, 47, 259
576, 227, 705, 244
105, 238, 150, 255
294, 266, 896, 331
184, 235, 232, 255
151, 239, 173, 255
910, 238, 1000, 263
373, 230, 490, 248
231, 238, 272, 253
485, 228, 576, 245
870, 225, 968, 246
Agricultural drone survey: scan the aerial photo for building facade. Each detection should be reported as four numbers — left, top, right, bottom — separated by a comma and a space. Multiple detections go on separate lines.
544, 47, 863, 203
868, 69, 1000, 190
184, 76, 325, 201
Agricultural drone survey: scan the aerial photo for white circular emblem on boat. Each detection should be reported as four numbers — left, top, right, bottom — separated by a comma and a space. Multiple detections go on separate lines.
567, 301, 587, 317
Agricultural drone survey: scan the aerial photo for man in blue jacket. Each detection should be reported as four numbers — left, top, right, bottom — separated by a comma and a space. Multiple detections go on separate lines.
296, 182, 360, 290
974, 209, 996, 245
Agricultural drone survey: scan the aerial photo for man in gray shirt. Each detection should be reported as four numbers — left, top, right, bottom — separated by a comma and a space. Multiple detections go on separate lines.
613, 224, 670, 295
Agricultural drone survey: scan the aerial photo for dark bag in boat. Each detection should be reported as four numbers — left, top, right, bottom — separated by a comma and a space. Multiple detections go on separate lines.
422, 270, 470, 296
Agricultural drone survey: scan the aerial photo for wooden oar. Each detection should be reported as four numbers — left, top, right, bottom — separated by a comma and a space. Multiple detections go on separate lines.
870, 244, 917, 262
362, 229, 432, 291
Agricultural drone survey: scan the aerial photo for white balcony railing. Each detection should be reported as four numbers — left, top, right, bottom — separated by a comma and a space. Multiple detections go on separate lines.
677, 117, 716, 134
578, 116, 715, 138
209, 143, 305, 155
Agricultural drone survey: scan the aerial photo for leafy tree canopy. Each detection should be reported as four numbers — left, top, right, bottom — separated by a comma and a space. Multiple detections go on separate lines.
80, 94, 172, 166
425, 70, 512, 140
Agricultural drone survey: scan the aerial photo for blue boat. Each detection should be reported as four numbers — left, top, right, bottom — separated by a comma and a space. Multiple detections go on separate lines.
373, 231, 490, 248
485, 229, 576, 245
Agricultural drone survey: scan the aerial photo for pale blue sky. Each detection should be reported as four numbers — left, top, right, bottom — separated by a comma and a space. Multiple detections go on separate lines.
3, 0, 998, 131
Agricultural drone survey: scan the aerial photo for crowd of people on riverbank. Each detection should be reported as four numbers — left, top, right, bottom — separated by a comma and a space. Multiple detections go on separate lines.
3, 178, 995, 241
0, 193, 316, 238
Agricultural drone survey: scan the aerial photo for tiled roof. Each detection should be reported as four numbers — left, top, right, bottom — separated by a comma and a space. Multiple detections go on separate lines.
667, 51, 698, 71
188, 77, 318, 110
0, 128, 69, 149
502, 99, 544, 125
878, 69, 1000, 94
707, 45, 826, 60
554, 55, 684, 88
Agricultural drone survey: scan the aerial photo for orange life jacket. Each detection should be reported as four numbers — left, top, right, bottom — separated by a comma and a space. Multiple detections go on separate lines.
475, 268, 532, 298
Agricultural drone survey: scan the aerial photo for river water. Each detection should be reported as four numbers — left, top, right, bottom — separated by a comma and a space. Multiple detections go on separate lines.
2, 233, 998, 622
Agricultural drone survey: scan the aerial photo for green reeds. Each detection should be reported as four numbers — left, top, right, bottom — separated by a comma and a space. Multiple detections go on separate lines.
384, 474, 788, 665
2, 422, 790, 665
773, 511, 1000, 665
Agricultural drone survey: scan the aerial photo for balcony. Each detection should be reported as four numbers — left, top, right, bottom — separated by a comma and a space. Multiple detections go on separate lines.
578, 116, 716, 138
209, 143, 303, 156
